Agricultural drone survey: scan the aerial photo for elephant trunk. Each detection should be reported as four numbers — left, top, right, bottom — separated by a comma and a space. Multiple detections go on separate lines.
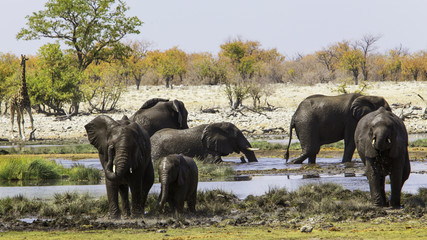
371, 129, 392, 153
158, 173, 170, 211
104, 146, 128, 181
242, 148, 258, 162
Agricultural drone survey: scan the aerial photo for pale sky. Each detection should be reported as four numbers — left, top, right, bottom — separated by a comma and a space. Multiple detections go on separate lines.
1, 0, 427, 58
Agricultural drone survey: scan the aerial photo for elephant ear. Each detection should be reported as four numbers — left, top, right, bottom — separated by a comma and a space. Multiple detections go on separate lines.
389, 114, 408, 159
177, 155, 189, 186
201, 122, 237, 155
84, 115, 118, 153
171, 100, 188, 128
130, 122, 151, 169
351, 96, 378, 120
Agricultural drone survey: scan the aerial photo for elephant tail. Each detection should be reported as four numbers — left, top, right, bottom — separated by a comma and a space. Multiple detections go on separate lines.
284, 117, 295, 162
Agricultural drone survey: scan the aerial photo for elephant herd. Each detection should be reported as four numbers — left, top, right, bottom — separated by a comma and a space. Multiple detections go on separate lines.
84, 94, 410, 219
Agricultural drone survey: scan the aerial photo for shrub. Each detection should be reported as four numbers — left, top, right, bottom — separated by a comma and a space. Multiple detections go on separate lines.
68, 165, 102, 183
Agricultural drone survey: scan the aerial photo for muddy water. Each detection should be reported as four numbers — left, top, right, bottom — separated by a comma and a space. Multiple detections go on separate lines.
0, 157, 426, 200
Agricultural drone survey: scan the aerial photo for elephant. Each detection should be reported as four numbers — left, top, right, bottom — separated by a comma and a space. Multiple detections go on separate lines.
158, 154, 198, 215
355, 107, 410, 208
84, 115, 154, 219
151, 122, 258, 163
129, 98, 189, 136
285, 93, 391, 164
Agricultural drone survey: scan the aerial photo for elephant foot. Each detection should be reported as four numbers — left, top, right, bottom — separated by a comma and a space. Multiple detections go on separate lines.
288, 158, 305, 164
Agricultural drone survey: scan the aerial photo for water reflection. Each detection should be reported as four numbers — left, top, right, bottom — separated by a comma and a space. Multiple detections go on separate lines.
2, 173, 427, 200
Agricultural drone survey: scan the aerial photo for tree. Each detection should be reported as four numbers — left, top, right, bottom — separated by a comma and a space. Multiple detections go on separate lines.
0, 53, 19, 112
16, 0, 142, 114
146, 47, 187, 88
355, 34, 381, 81
124, 40, 152, 90
29, 43, 81, 115
82, 60, 127, 113
401, 51, 425, 81
339, 48, 364, 85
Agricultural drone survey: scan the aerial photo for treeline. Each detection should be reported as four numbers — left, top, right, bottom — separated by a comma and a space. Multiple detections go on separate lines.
0, 35, 425, 114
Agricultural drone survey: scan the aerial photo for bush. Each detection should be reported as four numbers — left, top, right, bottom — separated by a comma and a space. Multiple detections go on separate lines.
68, 165, 102, 183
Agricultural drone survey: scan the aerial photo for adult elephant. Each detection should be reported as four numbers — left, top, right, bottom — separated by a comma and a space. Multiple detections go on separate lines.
158, 154, 198, 215
285, 93, 391, 164
129, 98, 188, 136
85, 115, 154, 219
151, 122, 258, 163
355, 107, 410, 208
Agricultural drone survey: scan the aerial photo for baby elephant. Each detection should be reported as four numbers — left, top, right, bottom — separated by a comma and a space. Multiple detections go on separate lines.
158, 154, 198, 215
355, 107, 410, 208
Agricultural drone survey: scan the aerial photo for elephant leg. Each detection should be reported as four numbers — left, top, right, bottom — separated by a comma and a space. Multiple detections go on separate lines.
342, 132, 356, 163
129, 182, 143, 218
118, 184, 130, 217
106, 180, 121, 219
142, 162, 154, 209
366, 159, 387, 207
187, 192, 197, 213
389, 158, 407, 208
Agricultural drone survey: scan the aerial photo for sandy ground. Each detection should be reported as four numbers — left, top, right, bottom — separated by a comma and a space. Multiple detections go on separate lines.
1, 81, 426, 141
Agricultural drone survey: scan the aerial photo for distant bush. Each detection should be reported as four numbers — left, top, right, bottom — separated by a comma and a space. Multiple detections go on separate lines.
68, 165, 101, 183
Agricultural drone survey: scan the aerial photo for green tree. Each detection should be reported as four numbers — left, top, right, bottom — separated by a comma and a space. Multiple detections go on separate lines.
339, 49, 364, 85
16, 0, 142, 114
0, 53, 20, 112
29, 43, 81, 115
124, 40, 152, 90
82, 60, 127, 113
146, 47, 187, 88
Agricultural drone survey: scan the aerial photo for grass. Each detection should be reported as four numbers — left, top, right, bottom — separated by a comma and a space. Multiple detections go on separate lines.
2, 223, 427, 240
5, 144, 97, 155
0, 155, 101, 182
410, 138, 427, 148
251, 140, 284, 150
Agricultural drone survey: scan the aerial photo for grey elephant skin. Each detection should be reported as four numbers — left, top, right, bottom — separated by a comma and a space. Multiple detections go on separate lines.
129, 98, 188, 136
355, 107, 410, 208
158, 154, 198, 215
151, 122, 258, 163
285, 93, 391, 164
85, 115, 154, 219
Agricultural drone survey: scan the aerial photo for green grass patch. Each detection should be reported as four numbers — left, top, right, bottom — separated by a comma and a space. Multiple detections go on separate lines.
410, 138, 427, 147
251, 141, 284, 150
0, 156, 101, 182
68, 164, 102, 182
6, 144, 97, 155
195, 159, 234, 180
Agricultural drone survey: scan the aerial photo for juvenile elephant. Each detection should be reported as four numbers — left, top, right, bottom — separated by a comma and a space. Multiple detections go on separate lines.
129, 98, 188, 136
285, 93, 391, 164
355, 107, 410, 208
151, 122, 258, 163
158, 154, 198, 215
85, 115, 154, 219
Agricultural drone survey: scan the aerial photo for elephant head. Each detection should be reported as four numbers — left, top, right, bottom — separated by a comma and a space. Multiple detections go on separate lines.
158, 155, 189, 212
351, 95, 391, 120
201, 122, 258, 163
130, 98, 189, 136
85, 115, 150, 181
361, 107, 407, 159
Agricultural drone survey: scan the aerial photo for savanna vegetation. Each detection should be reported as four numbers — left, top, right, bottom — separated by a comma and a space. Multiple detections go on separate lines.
0, 0, 426, 237
0, 1, 425, 116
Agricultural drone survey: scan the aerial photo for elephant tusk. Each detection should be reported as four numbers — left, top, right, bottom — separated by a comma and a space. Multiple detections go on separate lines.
113, 165, 116, 173
371, 138, 376, 146
387, 138, 392, 144
247, 147, 260, 151
130, 168, 133, 174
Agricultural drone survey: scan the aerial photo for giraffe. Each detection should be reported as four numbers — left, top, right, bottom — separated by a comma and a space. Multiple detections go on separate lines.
10, 54, 35, 141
